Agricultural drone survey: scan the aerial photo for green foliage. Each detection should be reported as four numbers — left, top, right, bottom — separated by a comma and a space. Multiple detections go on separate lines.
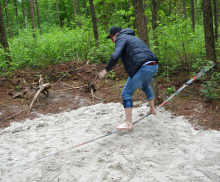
166, 86, 176, 95
156, 17, 206, 76
106, 70, 116, 80
201, 72, 220, 100
0, 24, 115, 72
0, 48, 9, 72
87, 31, 114, 63
1, 25, 96, 71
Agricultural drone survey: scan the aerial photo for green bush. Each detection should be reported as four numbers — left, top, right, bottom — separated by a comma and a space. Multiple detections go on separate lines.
0, 48, 9, 72
8, 26, 94, 68
201, 72, 220, 100
87, 30, 114, 63
156, 18, 205, 75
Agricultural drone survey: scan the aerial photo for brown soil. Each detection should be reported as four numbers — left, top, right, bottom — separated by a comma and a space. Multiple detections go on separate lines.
0, 61, 220, 130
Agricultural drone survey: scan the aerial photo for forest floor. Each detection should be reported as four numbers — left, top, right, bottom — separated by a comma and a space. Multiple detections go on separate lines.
0, 61, 220, 130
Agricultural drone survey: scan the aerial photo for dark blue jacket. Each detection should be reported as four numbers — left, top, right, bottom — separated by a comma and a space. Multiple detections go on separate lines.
105, 28, 158, 77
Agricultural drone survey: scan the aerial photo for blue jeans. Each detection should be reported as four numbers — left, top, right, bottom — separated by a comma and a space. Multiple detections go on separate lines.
121, 65, 158, 108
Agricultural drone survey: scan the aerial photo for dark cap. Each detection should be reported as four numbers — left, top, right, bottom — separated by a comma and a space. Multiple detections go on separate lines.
107, 26, 122, 39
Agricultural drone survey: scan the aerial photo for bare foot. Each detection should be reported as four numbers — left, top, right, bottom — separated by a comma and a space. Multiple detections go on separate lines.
150, 108, 156, 115
116, 122, 133, 131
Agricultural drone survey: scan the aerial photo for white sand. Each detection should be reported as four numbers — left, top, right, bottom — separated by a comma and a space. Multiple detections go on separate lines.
0, 103, 220, 182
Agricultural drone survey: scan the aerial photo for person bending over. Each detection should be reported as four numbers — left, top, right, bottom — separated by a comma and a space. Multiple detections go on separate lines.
99, 26, 158, 131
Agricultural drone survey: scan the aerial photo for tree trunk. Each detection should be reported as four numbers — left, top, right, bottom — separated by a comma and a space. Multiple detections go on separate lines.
76, 0, 81, 15
132, 0, 150, 46
72, 0, 75, 19
29, 0, 35, 37
202, 0, 216, 63
183, 0, 187, 18
14, 0, 18, 26
168, 0, 172, 16
56, 0, 63, 27
212, 0, 218, 41
152, 0, 160, 54
3, 0, 11, 36
89, 0, 99, 47
151, 0, 160, 105
21, 0, 27, 28
61, 0, 70, 26
0, 1, 10, 61
34, 0, 41, 34
191, 0, 195, 32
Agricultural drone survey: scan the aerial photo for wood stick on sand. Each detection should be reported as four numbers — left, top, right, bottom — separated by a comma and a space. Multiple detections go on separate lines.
29, 75, 50, 112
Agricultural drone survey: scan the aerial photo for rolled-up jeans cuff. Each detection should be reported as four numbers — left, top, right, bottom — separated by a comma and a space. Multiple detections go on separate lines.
123, 99, 133, 108
147, 96, 154, 101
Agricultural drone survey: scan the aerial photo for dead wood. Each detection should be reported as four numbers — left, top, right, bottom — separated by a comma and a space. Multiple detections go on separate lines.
1, 109, 27, 122
29, 83, 50, 112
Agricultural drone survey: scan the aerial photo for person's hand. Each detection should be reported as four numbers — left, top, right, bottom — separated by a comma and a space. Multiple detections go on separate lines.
98, 69, 107, 79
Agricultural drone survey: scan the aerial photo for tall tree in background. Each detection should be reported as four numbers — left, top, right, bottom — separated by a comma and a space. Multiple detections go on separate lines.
76, 0, 81, 15
202, 0, 216, 63
14, 0, 19, 26
3, 0, 10, 36
56, 0, 63, 27
89, 0, 99, 47
151, 0, 160, 104
183, 0, 187, 18
168, 0, 172, 16
29, 0, 36, 37
212, 0, 218, 41
35, 0, 41, 34
152, 0, 160, 54
132, 0, 149, 46
0, 1, 10, 61
72, 0, 75, 19
191, 0, 195, 32
21, 0, 27, 28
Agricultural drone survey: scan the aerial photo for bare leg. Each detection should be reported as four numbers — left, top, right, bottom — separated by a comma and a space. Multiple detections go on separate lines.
116, 108, 133, 131
149, 99, 156, 115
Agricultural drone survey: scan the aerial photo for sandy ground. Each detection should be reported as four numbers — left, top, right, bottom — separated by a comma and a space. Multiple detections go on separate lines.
0, 103, 220, 182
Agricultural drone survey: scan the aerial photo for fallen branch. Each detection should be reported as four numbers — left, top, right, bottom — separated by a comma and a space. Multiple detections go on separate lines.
91, 89, 95, 103
29, 83, 50, 112
1, 109, 27, 122
62, 82, 79, 89
55, 87, 82, 92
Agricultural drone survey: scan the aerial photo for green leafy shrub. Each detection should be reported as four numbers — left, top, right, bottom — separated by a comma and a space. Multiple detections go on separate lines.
201, 72, 220, 100
0, 48, 9, 72
156, 17, 205, 76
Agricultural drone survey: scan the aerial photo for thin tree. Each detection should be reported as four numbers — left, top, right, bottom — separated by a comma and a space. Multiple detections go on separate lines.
151, 0, 160, 105
29, 0, 36, 37
72, 0, 75, 19
191, 0, 195, 32
168, 0, 172, 16
202, 0, 216, 63
21, 0, 27, 28
14, 0, 19, 26
152, 0, 160, 54
132, 0, 150, 46
76, 0, 81, 15
34, 0, 41, 33
61, 0, 70, 26
3, 0, 11, 36
183, 0, 187, 19
212, 0, 218, 41
0, 1, 10, 61
89, 0, 99, 47
56, 0, 63, 27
